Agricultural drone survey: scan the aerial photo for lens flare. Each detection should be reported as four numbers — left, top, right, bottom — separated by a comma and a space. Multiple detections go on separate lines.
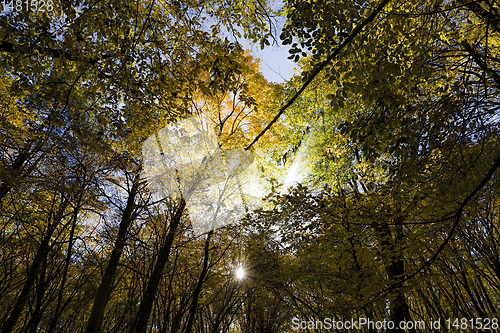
235, 267, 245, 280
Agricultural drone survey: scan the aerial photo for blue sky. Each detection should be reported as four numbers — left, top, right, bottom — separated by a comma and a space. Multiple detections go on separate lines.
232, 7, 299, 84
242, 39, 298, 84
236, 0, 298, 84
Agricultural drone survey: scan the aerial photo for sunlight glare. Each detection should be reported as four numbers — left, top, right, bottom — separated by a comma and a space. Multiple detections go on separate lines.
235, 266, 245, 280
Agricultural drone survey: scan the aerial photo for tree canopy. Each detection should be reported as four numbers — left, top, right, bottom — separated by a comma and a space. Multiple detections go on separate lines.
1, 0, 500, 332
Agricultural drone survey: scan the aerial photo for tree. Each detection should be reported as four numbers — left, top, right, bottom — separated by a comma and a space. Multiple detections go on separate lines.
4, 0, 500, 331
1, 0, 279, 331
245, 0, 500, 331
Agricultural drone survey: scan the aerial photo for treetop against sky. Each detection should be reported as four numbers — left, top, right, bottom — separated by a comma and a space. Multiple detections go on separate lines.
2, 0, 500, 332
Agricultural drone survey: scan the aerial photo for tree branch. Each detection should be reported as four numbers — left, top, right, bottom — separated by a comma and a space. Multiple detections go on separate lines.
368, 154, 500, 305
0, 40, 110, 65
245, 0, 392, 150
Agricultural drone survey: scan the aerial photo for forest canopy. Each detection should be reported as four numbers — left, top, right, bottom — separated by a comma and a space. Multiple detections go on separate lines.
1, 0, 500, 332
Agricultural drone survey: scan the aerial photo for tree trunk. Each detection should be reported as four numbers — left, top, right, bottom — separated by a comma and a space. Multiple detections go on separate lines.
0, 198, 70, 333
47, 198, 82, 333
85, 169, 141, 333
25, 255, 47, 333
375, 218, 415, 333
129, 199, 185, 333
184, 230, 213, 333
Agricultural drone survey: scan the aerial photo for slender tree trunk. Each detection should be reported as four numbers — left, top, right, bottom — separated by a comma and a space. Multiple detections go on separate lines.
129, 199, 185, 333
346, 234, 377, 333
184, 230, 213, 333
26, 256, 48, 333
0, 198, 70, 333
375, 218, 415, 333
170, 295, 190, 333
85, 169, 142, 333
159, 253, 177, 333
47, 199, 81, 333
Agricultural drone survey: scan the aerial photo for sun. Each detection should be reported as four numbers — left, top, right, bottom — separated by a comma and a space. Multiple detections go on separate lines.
235, 266, 245, 280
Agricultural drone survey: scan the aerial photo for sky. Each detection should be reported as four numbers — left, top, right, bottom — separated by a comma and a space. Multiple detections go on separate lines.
242, 39, 298, 84
228, 4, 299, 84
